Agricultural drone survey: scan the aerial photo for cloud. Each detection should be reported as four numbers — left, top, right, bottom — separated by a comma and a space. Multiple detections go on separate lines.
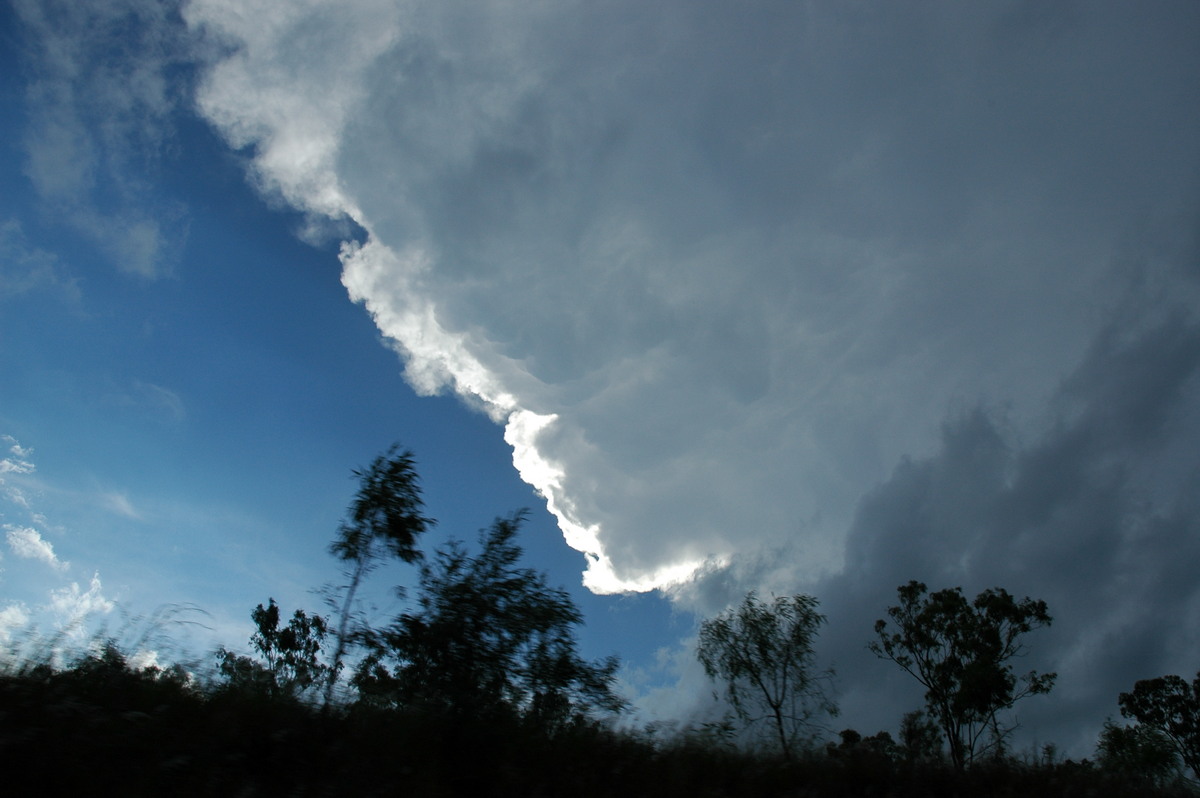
0, 438, 128, 654
1, 436, 35, 474
0, 0, 1184, 753
790, 303, 1200, 753
185, 0, 1200, 601
0, 603, 32, 644
50, 572, 115, 633
128, 380, 187, 423
657, 300, 1200, 754
5, 525, 69, 572
0, 436, 37, 511
11, 0, 194, 279
100, 492, 142, 521
0, 220, 82, 303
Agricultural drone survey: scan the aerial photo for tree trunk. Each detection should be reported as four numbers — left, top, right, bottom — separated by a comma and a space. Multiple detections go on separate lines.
324, 559, 365, 707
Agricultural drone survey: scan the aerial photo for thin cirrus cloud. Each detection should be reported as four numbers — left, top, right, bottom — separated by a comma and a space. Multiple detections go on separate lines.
11, 0, 192, 279
184, 0, 1200, 601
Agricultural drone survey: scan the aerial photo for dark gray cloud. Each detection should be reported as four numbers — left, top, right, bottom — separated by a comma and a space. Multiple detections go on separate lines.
808, 289, 1200, 753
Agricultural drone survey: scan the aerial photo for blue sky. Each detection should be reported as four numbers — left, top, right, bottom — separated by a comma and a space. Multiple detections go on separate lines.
3, 0, 1200, 755
0, 0, 671, 678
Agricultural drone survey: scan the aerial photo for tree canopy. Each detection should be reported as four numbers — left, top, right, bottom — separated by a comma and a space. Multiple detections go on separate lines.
1120, 672, 1200, 780
870, 581, 1055, 771
697, 592, 836, 758
324, 444, 433, 705
218, 598, 329, 700
354, 511, 625, 726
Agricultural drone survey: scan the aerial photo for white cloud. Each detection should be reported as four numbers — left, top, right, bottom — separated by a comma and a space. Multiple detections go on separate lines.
0, 603, 31, 644
5, 439, 31, 460
50, 572, 115, 632
127, 648, 161, 672
5, 525, 68, 572
1, 436, 35, 475
1, 436, 36, 512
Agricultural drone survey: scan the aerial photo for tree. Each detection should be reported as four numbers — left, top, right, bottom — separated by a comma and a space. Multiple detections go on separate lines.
323, 445, 433, 705
1096, 719, 1182, 787
869, 581, 1055, 771
360, 511, 624, 725
898, 709, 944, 764
217, 598, 329, 700
696, 592, 837, 759
1119, 672, 1200, 780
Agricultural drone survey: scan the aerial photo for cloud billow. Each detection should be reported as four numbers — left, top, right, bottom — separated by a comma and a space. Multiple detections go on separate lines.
185, 0, 1200, 612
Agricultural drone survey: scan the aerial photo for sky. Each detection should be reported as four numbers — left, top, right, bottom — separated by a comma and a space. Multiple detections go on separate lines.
2, 0, 1199, 757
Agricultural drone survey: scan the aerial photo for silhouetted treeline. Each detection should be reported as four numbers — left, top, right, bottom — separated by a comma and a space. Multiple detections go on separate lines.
3, 445, 1198, 795
2, 639, 1197, 797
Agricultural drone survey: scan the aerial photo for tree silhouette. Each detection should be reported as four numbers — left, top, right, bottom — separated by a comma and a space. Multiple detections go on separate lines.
870, 581, 1055, 771
1120, 672, 1200, 780
356, 511, 624, 725
697, 592, 837, 759
324, 445, 433, 705
1097, 719, 1182, 786
218, 598, 329, 699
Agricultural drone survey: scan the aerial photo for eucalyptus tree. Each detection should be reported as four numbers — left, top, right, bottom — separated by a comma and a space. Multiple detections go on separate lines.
323, 445, 433, 706
355, 511, 625, 726
217, 598, 329, 700
870, 581, 1055, 771
1096, 719, 1182, 786
696, 592, 837, 759
1119, 671, 1200, 780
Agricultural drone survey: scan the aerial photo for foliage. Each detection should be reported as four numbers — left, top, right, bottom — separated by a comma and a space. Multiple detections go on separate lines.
217, 598, 329, 700
826, 727, 903, 767
323, 444, 433, 705
356, 511, 625, 725
1097, 719, 1183, 786
899, 708, 944, 764
869, 581, 1056, 771
697, 592, 837, 759
3, 636, 1198, 797
1119, 672, 1200, 780
330, 444, 432, 567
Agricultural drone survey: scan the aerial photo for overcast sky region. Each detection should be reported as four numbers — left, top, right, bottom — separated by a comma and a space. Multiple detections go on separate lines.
2, 0, 1199, 756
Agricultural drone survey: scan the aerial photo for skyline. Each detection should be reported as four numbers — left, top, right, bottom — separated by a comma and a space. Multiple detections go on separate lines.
3, 0, 1200, 756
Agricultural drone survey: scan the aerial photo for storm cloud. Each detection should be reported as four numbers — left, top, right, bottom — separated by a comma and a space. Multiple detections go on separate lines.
185, 0, 1200, 600
164, 0, 1200, 751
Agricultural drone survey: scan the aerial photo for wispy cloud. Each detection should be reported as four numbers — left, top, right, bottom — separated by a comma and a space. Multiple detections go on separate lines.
11, 0, 194, 279
132, 381, 186, 423
5, 525, 69, 572
0, 220, 82, 303
0, 436, 36, 511
0, 436, 35, 475
101, 492, 142, 521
